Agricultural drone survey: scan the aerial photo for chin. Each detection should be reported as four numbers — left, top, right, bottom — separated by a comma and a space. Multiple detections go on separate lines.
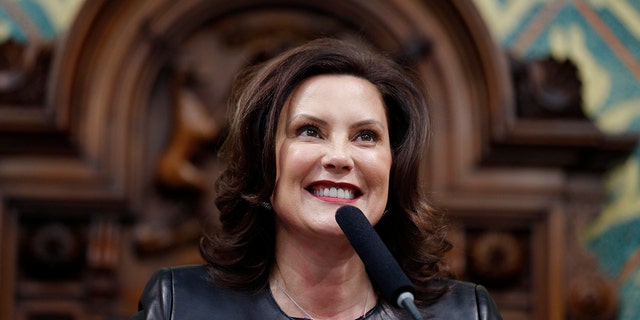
311, 220, 345, 236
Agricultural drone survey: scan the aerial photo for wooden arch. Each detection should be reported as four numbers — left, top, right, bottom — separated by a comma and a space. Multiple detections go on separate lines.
43, 0, 511, 202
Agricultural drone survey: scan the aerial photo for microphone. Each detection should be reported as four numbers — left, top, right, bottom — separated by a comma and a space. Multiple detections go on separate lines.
335, 205, 423, 320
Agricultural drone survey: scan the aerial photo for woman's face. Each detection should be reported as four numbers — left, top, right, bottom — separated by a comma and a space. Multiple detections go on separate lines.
271, 74, 392, 237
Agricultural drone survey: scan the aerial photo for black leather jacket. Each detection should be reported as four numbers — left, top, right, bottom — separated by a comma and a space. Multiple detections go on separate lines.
131, 265, 502, 320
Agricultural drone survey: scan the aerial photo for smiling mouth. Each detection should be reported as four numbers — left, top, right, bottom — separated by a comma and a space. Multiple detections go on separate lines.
306, 183, 361, 201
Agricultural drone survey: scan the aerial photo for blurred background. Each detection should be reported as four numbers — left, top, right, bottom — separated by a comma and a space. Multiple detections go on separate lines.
0, 0, 638, 319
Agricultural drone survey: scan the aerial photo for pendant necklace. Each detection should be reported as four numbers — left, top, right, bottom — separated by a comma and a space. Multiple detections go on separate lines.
273, 278, 371, 320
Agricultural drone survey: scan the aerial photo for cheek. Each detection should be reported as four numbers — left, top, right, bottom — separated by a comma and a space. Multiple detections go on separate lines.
276, 144, 318, 183
357, 150, 392, 202
365, 151, 392, 183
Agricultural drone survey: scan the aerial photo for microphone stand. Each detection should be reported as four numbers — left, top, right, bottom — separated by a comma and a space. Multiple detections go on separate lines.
397, 292, 423, 320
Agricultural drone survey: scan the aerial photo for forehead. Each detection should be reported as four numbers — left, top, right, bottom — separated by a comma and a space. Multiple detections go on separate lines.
282, 74, 386, 117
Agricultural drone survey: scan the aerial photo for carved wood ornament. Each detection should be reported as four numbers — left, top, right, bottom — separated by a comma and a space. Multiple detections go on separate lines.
0, 0, 636, 319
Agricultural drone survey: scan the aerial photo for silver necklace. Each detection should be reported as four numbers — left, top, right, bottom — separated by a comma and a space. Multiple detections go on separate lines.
273, 278, 371, 320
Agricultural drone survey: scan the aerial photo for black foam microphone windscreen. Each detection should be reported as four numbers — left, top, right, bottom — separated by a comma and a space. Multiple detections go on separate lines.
335, 205, 415, 308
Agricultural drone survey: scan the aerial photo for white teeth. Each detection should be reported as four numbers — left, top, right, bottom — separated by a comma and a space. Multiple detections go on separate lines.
314, 187, 355, 200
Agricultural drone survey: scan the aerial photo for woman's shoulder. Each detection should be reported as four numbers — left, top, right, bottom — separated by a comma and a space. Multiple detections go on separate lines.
153, 264, 211, 286
424, 278, 502, 320
130, 265, 283, 320
143, 265, 220, 301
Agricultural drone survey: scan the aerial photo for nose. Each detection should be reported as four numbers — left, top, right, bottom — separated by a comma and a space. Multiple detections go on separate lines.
321, 142, 354, 172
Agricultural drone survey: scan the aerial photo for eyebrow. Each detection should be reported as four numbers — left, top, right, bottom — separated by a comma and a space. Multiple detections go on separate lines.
288, 114, 387, 130
351, 119, 387, 130
288, 114, 328, 127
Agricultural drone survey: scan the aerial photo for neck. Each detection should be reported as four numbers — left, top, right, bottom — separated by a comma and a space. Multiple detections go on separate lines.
271, 228, 376, 319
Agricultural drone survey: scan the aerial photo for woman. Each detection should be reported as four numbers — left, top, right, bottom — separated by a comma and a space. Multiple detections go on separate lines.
131, 38, 502, 319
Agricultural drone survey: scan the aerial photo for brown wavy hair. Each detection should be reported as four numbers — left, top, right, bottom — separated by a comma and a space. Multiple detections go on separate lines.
200, 38, 451, 305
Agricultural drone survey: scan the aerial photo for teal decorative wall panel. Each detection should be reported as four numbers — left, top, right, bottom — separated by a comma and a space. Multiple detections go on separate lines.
475, 1, 640, 319
0, 0, 82, 43
0, 5, 28, 42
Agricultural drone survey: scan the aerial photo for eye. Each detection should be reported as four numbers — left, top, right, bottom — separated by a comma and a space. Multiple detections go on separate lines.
297, 124, 321, 138
356, 130, 378, 143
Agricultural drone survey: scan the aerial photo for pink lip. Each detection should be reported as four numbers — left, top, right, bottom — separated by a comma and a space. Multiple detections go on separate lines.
305, 180, 362, 203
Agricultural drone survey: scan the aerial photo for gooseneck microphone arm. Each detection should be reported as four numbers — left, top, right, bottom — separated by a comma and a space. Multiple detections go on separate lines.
335, 205, 423, 320
397, 292, 423, 320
